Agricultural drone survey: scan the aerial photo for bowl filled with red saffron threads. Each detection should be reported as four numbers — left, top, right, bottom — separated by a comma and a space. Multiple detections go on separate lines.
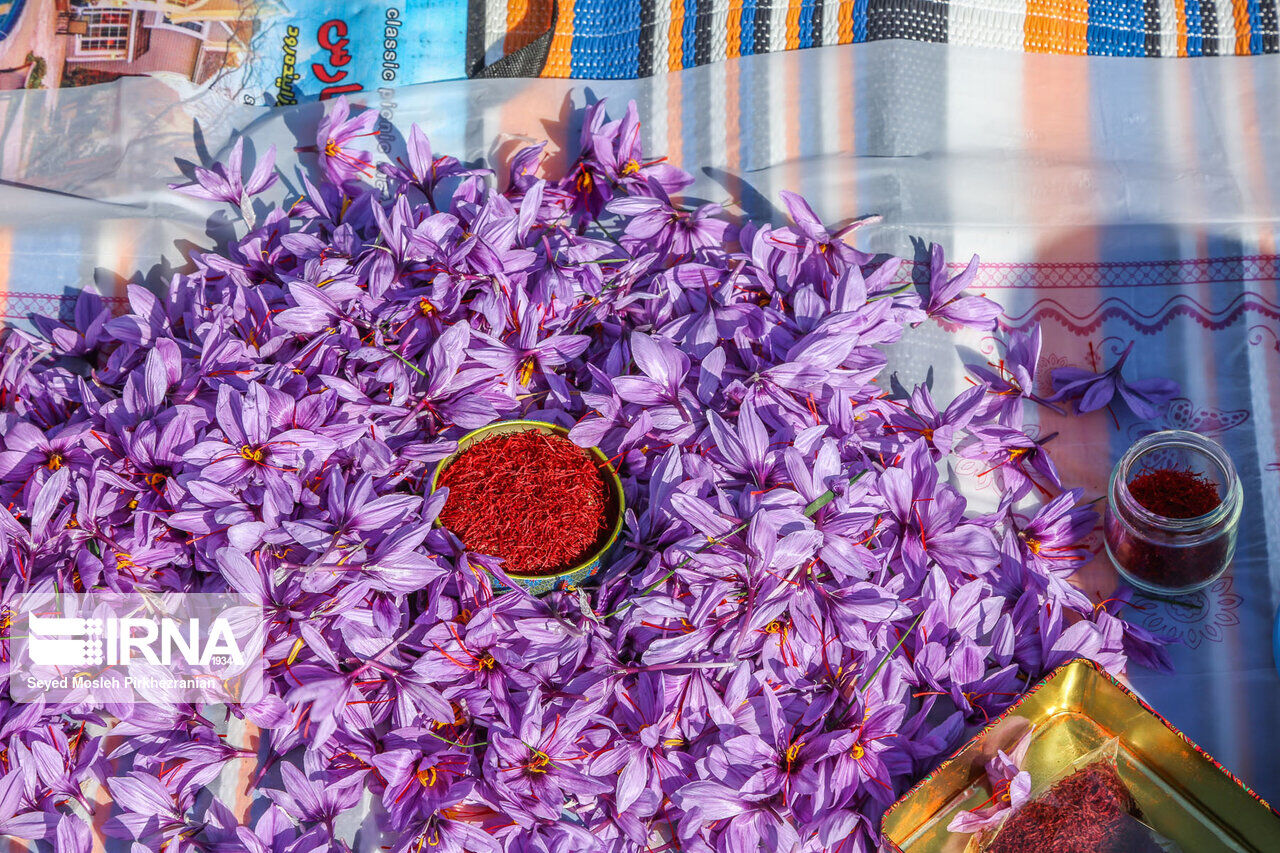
1104, 430, 1242, 596
430, 420, 626, 595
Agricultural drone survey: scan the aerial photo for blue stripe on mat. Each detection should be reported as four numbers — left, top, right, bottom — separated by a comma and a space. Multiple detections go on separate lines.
1186, 0, 1206, 55
853, 0, 869, 41
741, 0, 758, 55
1247, 0, 1265, 53
682, 0, 699, 68
570, 0, 638, 76
799, 0, 817, 47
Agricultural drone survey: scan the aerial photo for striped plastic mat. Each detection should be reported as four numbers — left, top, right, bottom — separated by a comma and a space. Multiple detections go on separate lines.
466, 0, 1280, 77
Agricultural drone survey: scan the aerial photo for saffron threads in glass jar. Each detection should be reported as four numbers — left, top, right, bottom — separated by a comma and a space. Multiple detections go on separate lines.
1127, 467, 1221, 519
985, 762, 1163, 853
1105, 430, 1242, 596
438, 430, 608, 576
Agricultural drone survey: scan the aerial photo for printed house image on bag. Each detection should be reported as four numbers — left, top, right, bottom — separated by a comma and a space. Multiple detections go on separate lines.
0, 0, 254, 91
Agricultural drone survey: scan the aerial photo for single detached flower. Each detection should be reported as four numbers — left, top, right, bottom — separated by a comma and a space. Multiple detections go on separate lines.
924, 243, 1002, 330
1049, 341, 1181, 420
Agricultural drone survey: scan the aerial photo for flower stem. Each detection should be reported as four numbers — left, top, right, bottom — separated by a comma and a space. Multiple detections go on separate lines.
854, 612, 924, 694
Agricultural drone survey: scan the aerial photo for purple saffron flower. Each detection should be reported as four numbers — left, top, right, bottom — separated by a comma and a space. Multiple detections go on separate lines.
315, 96, 379, 185
484, 691, 610, 823
772, 190, 876, 272
184, 383, 336, 499
878, 442, 997, 578
384, 122, 472, 197
884, 383, 986, 456
266, 763, 366, 830
0, 768, 58, 839
968, 325, 1064, 420
924, 244, 1002, 330
1009, 488, 1097, 573
947, 729, 1034, 834
170, 137, 278, 207
961, 425, 1063, 499
607, 190, 731, 256
591, 100, 692, 197
1049, 341, 1181, 420
473, 300, 590, 403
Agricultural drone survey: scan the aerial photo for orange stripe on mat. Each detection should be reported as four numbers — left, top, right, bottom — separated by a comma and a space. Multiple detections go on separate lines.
504, 0, 530, 53
1025, 0, 1089, 53
668, 0, 685, 70
1232, 0, 1252, 53
542, 0, 574, 76
838, 0, 854, 42
728, 0, 743, 57
786, 0, 802, 48
1175, 0, 1189, 55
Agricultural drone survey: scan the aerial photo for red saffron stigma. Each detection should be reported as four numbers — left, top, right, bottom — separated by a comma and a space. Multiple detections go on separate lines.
1127, 467, 1220, 519
986, 761, 1163, 853
1107, 465, 1226, 589
438, 430, 608, 576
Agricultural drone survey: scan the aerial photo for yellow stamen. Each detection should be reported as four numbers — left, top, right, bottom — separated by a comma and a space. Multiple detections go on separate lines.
528, 749, 551, 773
621, 159, 640, 176
286, 637, 305, 665
239, 445, 265, 463
416, 767, 437, 787
851, 743, 865, 759
785, 741, 803, 766
46, 452, 64, 471
517, 357, 536, 387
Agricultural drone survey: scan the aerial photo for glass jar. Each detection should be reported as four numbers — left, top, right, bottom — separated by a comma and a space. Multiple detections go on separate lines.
1104, 430, 1242, 596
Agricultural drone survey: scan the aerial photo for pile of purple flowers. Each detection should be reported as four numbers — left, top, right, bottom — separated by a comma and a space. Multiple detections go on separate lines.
0, 98, 1171, 852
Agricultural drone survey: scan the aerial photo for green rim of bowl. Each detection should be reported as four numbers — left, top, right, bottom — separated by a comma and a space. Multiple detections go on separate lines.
429, 420, 626, 583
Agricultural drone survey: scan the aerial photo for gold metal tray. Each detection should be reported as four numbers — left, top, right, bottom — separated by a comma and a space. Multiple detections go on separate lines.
881, 659, 1280, 852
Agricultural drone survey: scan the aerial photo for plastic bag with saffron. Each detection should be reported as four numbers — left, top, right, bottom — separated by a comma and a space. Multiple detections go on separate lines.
966, 739, 1181, 853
